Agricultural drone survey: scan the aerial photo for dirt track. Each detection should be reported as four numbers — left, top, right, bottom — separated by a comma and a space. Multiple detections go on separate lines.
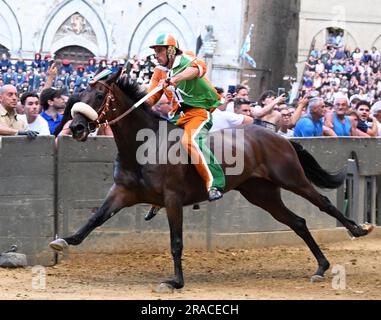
0, 237, 380, 300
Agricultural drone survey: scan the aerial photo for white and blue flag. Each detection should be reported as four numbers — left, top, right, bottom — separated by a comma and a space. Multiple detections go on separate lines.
240, 24, 256, 68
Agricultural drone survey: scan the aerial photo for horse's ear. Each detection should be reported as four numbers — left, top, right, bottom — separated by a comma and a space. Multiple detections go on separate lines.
106, 67, 123, 85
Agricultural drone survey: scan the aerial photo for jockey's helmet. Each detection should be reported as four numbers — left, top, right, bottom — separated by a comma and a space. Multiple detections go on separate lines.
149, 34, 183, 54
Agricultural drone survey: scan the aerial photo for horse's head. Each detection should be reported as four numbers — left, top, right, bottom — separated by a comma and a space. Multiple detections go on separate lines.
70, 68, 123, 141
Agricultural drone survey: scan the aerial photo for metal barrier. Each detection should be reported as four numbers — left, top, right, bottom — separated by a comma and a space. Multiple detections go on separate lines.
339, 159, 381, 226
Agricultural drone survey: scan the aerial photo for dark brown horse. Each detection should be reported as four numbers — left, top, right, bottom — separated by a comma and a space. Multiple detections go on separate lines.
49, 69, 373, 290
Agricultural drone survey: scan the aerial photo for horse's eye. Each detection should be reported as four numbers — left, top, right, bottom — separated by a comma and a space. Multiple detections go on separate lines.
96, 93, 104, 101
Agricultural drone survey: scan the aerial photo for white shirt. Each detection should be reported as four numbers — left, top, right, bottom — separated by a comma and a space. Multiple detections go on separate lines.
278, 129, 294, 138
19, 114, 51, 135
210, 109, 244, 132
225, 101, 234, 113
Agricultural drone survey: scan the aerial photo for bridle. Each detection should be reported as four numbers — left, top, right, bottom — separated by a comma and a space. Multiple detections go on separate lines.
87, 80, 138, 132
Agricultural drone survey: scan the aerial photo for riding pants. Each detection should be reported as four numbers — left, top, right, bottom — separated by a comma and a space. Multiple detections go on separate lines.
171, 107, 225, 192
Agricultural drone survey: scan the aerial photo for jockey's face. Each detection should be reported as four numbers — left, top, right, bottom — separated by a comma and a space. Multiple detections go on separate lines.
154, 46, 169, 67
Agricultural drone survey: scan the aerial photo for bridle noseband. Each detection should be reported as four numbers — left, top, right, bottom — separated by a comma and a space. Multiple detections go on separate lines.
87, 80, 137, 132
88, 80, 116, 131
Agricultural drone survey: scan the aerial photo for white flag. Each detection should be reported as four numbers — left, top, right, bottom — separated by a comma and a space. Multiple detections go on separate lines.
240, 24, 256, 68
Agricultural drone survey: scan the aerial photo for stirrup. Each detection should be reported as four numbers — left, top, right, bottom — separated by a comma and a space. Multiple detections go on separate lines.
208, 187, 223, 202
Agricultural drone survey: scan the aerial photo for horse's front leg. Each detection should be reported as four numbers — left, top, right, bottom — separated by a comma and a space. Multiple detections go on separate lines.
159, 193, 184, 290
50, 184, 137, 251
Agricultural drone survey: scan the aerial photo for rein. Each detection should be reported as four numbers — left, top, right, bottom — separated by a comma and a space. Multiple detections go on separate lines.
87, 57, 198, 130
89, 81, 163, 130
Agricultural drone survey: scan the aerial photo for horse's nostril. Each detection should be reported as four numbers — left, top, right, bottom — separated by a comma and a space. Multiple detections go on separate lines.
73, 124, 85, 132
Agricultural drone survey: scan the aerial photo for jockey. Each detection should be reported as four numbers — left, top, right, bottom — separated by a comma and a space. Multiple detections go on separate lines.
145, 33, 225, 220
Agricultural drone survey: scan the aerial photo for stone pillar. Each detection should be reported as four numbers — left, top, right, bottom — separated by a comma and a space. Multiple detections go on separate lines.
202, 25, 217, 80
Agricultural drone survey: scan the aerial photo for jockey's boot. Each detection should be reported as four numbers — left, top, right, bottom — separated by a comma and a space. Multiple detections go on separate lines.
144, 206, 161, 221
208, 187, 223, 202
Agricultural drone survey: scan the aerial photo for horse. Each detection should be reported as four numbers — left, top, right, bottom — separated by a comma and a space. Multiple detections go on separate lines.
49, 68, 373, 290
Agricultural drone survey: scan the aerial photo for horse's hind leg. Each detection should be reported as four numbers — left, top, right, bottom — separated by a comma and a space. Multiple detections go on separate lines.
238, 179, 330, 281
50, 184, 137, 251
285, 180, 371, 238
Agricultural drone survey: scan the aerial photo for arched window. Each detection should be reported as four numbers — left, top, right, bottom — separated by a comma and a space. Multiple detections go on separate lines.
54, 45, 94, 67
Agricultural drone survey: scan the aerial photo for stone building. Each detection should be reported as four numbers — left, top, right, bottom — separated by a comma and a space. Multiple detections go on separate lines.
0, 0, 381, 99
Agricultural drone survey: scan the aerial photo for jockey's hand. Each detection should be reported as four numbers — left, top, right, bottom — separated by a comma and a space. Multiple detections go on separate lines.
159, 78, 176, 89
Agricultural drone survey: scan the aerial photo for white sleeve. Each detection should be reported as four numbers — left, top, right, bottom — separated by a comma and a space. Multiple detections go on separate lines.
225, 102, 235, 113
221, 111, 244, 126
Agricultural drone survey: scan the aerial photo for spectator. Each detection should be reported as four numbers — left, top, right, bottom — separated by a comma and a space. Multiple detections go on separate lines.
370, 101, 381, 136
41, 54, 52, 73
2, 68, 13, 85
225, 84, 250, 112
355, 100, 378, 136
110, 60, 119, 73
0, 53, 12, 74
86, 58, 97, 75
98, 59, 109, 73
250, 90, 283, 132
76, 65, 85, 77
293, 97, 336, 137
324, 95, 354, 136
39, 88, 65, 134
18, 92, 50, 135
210, 99, 253, 132
14, 58, 27, 73
277, 108, 294, 138
31, 53, 43, 70
234, 98, 252, 116
0, 84, 37, 137
59, 59, 74, 74
153, 95, 172, 120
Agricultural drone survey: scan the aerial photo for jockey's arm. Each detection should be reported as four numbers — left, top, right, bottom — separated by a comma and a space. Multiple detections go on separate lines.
171, 66, 200, 84
148, 68, 165, 107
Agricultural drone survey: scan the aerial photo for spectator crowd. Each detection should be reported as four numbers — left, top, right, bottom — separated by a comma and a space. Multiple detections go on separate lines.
1, 40, 381, 141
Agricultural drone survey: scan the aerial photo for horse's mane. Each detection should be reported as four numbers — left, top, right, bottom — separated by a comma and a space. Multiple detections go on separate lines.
116, 75, 161, 119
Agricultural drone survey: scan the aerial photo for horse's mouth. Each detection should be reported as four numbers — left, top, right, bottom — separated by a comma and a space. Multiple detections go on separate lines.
70, 119, 90, 142
73, 131, 89, 142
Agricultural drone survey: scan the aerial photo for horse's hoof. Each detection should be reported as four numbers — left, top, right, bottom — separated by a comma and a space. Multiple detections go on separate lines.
310, 275, 325, 283
361, 223, 374, 235
154, 282, 174, 294
348, 223, 375, 238
49, 238, 68, 252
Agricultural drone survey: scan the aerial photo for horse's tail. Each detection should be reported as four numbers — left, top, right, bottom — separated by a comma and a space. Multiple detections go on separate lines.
290, 140, 346, 189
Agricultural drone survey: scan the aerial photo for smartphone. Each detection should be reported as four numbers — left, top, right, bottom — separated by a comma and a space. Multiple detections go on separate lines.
48, 59, 55, 67
277, 88, 286, 96
228, 85, 236, 95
